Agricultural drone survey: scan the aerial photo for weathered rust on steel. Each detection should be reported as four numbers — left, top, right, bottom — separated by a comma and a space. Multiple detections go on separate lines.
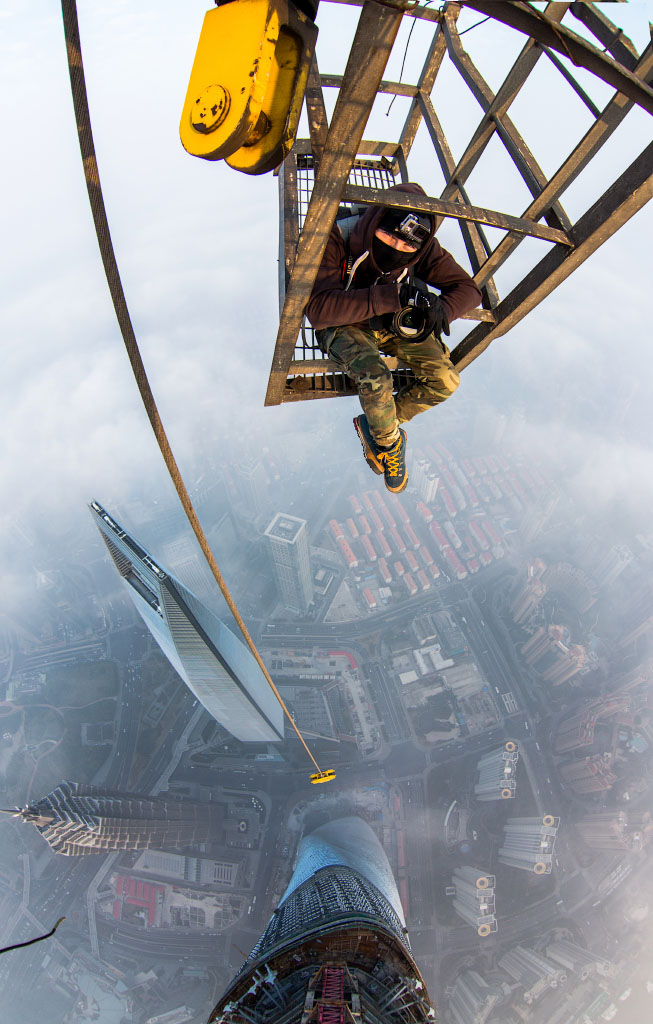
264, 0, 406, 406
452, 141, 653, 370
320, 73, 418, 98
305, 54, 329, 170
329, 0, 441, 23
278, 151, 300, 312
341, 183, 573, 245
443, 6, 572, 233
462, 0, 653, 115
474, 42, 653, 288
540, 45, 601, 118
267, 0, 651, 405
570, 1, 639, 69
397, 6, 457, 162
438, 3, 570, 226
417, 90, 499, 309
293, 138, 398, 157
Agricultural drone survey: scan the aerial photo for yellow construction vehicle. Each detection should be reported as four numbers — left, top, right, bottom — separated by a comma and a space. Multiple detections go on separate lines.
180, 0, 318, 175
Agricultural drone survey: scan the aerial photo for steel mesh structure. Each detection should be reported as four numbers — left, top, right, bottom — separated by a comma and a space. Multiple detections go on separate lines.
208, 818, 435, 1024
266, 0, 653, 405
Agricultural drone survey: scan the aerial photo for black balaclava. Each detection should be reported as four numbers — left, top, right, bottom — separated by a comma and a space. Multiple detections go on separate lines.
372, 208, 433, 273
372, 235, 413, 273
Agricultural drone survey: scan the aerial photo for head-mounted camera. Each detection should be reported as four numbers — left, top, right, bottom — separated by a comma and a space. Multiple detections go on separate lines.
380, 210, 432, 248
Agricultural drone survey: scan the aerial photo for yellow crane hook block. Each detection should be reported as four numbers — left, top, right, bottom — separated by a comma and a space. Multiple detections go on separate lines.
180, 0, 318, 175
310, 769, 336, 784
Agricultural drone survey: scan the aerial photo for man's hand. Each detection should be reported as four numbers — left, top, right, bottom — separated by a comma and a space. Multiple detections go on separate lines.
398, 281, 450, 339
399, 280, 430, 310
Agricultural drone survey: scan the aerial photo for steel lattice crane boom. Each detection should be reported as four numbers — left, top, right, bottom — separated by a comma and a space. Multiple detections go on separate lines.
180, 1, 653, 405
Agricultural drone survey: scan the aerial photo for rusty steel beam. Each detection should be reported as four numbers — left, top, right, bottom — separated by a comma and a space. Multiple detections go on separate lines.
305, 54, 330, 169
443, 7, 572, 233
461, 0, 653, 115
452, 141, 653, 370
293, 138, 398, 157
540, 45, 601, 118
398, 6, 458, 161
341, 183, 572, 245
438, 4, 569, 225
417, 91, 499, 309
570, 1, 639, 70
265, 0, 406, 407
277, 152, 300, 313
320, 74, 418, 98
474, 42, 653, 288
329, 0, 441, 23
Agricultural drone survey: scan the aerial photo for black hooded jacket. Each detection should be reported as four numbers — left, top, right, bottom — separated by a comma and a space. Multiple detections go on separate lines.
305, 182, 482, 331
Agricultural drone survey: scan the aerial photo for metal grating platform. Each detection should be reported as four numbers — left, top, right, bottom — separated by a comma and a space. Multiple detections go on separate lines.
282, 154, 418, 401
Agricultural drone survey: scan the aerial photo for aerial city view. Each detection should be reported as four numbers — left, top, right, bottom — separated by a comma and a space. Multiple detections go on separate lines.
2, 2, 652, 1024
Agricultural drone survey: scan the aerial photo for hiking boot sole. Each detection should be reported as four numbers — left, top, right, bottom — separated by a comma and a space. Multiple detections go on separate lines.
385, 474, 408, 494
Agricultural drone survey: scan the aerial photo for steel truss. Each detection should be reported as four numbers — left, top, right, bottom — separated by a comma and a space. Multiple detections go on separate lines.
265, 0, 653, 405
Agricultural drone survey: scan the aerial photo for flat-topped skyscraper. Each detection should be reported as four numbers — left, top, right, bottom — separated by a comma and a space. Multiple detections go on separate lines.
90, 501, 283, 743
264, 512, 313, 614
208, 816, 436, 1023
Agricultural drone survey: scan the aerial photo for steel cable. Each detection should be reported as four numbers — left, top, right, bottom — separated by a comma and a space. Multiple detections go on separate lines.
60, 0, 325, 776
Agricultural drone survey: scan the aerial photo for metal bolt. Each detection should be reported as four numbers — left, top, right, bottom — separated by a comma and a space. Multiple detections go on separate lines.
191, 84, 230, 134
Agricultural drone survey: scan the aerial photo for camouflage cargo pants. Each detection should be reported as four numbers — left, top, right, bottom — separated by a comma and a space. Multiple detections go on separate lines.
316, 324, 460, 448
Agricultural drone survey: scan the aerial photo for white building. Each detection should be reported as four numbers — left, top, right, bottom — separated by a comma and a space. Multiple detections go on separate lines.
264, 512, 314, 613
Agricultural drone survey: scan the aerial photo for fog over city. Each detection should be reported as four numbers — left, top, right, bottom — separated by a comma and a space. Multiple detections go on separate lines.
1, 2, 653, 1023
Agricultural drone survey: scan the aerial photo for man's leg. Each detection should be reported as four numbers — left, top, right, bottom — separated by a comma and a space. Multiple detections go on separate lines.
319, 325, 400, 447
380, 332, 460, 423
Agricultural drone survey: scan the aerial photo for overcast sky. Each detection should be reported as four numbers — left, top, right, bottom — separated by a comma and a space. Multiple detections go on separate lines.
1, 1, 652, 572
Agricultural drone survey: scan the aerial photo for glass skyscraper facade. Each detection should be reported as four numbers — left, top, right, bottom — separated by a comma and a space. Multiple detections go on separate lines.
90, 501, 284, 743
208, 816, 436, 1023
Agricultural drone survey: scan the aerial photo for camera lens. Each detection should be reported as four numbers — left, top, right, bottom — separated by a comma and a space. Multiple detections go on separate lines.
393, 305, 427, 340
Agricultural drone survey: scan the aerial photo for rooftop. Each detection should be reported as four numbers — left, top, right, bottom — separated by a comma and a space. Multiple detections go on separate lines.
264, 513, 306, 543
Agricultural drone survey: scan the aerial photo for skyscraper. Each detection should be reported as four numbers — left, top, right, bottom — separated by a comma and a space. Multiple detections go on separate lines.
412, 459, 439, 504
449, 867, 497, 936
576, 810, 651, 850
592, 545, 633, 589
545, 940, 615, 979
498, 816, 560, 874
520, 624, 587, 686
555, 695, 631, 753
559, 756, 617, 794
19, 780, 223, 855
498, 944, 565, 1002
474, 742, 519, 801
90, 501, 284, 743
447, 970, 504, 1024
207, 816, 436, 1023
510, 576, 546, 624
236, 458, 269, 517
264, 512, 314, 614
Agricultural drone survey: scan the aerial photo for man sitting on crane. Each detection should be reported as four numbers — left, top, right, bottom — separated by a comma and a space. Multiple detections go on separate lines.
306, 183, 482, 494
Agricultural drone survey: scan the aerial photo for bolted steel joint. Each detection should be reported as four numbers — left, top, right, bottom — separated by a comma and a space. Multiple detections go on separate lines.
191, 84, 230, 133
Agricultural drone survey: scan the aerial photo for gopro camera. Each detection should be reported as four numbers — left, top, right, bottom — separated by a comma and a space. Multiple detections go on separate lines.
396, 213, 431, 247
